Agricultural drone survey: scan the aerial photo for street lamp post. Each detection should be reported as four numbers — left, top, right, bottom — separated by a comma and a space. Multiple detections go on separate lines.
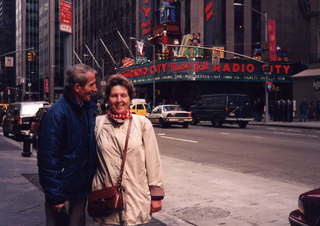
234, 3, 270, 122
130, 37, 156, 107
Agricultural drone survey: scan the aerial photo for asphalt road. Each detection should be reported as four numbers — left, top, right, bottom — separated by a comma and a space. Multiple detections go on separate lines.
154, 123, 320, 188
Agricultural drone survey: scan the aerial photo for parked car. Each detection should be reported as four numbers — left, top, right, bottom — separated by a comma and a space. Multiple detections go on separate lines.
289, 188, 320, 226
0, 103, 8, 124
190, 94, 254, 128
148, 104, 192, 128
2, 101, 48, 140
28, 105, 52, 150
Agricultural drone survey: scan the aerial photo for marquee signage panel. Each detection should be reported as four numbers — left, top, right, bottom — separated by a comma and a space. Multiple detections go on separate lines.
118, 59, 295, 84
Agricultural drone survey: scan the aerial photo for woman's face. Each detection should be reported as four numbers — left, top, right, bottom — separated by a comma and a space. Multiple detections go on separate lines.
108, 85, 131, 114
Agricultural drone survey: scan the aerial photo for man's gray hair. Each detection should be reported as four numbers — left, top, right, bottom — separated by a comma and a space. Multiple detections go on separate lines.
65, 64, 97, 89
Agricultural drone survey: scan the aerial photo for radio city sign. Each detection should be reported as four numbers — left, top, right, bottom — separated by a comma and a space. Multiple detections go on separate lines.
118, 59, 293, 83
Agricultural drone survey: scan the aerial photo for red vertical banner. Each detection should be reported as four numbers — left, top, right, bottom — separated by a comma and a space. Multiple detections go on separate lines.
139, 0, 153, 38
60, 0, 72, 33
268, 19, 277, 61
44, 78, 49, 94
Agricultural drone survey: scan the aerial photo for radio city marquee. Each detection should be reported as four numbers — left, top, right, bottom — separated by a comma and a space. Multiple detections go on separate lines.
118, 59, 294, 84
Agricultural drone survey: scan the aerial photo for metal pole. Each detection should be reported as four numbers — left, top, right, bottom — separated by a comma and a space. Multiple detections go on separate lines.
152, 45, 156, 107
99, 38, 117, 67
84, 43, 102, 69
73, 49, 83, 64
264, 12, 269, 123
116, 30, 135, 59
265, 72, 269, 123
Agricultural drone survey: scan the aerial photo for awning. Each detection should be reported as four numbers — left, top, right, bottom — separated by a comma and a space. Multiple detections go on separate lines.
292, 68, 320, 78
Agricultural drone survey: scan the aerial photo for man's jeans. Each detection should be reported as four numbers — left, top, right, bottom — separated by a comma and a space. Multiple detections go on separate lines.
45, 198, 86, 226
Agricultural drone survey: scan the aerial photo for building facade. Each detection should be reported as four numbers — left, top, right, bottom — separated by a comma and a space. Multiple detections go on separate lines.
71, 0, 319, 118
0, 0, 15, 101
16, 0, 39, 101
73, 0, 136, 92
115, 0, 318, 112
38, 0, 72, 102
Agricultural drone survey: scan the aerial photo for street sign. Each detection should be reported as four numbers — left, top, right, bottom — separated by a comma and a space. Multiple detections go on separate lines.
5, 57, 14, 67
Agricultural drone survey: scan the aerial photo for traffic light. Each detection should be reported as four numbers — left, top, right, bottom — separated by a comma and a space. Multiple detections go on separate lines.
27, 52, 32, 62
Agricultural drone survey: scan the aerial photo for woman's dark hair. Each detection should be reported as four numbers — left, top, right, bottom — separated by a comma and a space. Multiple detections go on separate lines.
105, 74, 135, 100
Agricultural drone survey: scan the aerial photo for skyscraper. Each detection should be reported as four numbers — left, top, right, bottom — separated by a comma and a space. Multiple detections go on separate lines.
16, 0, 39, 100
0, 0, 15, 100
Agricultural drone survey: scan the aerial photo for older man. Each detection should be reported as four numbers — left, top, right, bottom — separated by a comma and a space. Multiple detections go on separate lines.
38, 64, 98, 226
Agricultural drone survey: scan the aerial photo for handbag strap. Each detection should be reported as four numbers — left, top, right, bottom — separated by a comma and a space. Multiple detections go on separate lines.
117, 117, 133, 188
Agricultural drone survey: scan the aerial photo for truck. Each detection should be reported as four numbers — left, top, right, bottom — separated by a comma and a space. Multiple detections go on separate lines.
190, 94, 254, 128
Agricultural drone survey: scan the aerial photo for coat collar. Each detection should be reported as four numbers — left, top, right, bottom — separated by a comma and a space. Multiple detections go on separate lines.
63, 88, 96, 111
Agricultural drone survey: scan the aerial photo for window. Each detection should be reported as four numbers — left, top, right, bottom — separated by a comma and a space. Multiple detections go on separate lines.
137, 104, 145, 110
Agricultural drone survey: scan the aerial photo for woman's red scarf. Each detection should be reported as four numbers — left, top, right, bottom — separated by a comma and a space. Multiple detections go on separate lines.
107, 109, 132, 120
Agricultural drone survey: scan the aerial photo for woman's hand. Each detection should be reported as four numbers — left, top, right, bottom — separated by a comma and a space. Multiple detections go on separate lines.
150, 200, 162, 213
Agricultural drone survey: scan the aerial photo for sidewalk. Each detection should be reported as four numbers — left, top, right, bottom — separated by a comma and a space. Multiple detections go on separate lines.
0, 134, 313, 226
250, 120, 320, 130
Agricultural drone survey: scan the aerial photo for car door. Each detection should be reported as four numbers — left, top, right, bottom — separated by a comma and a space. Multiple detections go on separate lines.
149, 107, 161, 124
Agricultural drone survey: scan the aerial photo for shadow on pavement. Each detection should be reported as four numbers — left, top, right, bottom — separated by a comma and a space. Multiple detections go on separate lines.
22, 173, 167, 226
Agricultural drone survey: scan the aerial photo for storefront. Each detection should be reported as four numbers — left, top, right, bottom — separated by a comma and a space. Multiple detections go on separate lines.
117, 58, 303, 109
293, 68, 320, 120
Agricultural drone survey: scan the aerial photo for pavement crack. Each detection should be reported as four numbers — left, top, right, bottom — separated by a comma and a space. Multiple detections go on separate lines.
180, 219, 198, 226
17, 204, 41, 213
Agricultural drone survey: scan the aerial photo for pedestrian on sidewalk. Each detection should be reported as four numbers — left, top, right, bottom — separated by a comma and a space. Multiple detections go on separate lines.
299, 99, 309, 122
91, 74, 164, 225
38, 64, 98, 226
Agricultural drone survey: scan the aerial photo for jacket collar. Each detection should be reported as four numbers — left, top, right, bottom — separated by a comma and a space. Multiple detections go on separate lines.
63, 88, 92, 111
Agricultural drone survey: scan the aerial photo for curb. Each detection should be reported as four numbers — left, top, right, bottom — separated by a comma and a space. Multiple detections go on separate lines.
250, 122, 320, 130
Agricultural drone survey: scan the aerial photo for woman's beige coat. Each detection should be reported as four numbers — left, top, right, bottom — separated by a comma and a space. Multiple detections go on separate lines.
92, 114, 164, 225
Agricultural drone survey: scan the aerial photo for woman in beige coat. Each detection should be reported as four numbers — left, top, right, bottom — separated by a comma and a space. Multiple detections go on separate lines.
91, 74, 164, 225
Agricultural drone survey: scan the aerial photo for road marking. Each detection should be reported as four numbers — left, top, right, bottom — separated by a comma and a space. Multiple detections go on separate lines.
159, 135, 199, 143
157, 133, 166, 136
220, 132, 231, 135
253, 136, 264, 139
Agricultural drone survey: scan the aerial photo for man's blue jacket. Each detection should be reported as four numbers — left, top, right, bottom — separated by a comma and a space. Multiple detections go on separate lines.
38, 90, 97, 205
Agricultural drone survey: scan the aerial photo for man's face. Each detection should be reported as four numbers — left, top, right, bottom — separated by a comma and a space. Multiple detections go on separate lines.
75, 72, 97, 102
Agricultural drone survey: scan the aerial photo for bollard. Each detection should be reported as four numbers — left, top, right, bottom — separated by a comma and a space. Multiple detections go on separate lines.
21, 134, 33, 157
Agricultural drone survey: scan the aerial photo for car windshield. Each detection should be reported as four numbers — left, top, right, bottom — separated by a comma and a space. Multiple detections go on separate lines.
163, 105, 183, 112
21, 104, 44, 116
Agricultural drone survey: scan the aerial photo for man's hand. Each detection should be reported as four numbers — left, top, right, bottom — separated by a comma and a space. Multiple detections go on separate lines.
52, 203, 65, 212
150, 200, 162, 213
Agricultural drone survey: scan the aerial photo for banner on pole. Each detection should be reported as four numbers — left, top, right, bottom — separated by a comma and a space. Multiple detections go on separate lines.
60, 0, 72, 33
268, 19, 277, 61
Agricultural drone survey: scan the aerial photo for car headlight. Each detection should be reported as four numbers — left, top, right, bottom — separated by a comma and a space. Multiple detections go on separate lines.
298, 199, 304, 214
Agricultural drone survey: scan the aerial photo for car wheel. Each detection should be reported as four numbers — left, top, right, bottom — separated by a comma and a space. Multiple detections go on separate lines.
182, 123, 189, 128
3, 129, 9, 137
191, 116, 198, 125
212, 120, 222, 127
239, 121, 248, 128
159, 118, 167, 128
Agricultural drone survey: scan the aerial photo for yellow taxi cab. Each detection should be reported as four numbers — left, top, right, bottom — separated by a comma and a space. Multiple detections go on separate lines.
0, 103, 8, 111
130, 99, 149, 116
130, 103, 149, 116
